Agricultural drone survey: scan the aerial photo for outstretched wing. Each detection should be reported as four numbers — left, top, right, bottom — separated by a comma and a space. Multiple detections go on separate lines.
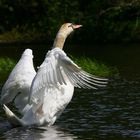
29, 48, 108, 111
1, 49, 36, 113
59, 53, 108, 89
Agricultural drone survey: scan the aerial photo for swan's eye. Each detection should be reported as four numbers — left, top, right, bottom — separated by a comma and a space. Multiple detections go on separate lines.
68, 24, 74, 30
68, 24, 72, 27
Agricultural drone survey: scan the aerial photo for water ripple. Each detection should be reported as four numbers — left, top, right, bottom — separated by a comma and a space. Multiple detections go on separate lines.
0, 78, 140, 139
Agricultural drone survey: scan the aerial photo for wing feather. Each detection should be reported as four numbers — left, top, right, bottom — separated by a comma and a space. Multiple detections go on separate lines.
59, 53, 108, 89
1, 52, 36, 104
29, 48, 108, 111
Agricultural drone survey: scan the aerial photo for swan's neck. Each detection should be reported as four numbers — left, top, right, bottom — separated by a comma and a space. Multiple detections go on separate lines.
53, 34, 67, 49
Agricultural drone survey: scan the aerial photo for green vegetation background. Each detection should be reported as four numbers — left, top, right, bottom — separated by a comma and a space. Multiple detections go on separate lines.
0, 0, 140, 43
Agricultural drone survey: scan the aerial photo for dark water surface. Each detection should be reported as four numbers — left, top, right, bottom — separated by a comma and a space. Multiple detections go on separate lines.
0, 44, 140, 140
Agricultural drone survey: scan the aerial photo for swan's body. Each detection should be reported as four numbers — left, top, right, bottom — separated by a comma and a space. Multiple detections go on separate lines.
2, 23, 108, 127
1, 49, 36, 114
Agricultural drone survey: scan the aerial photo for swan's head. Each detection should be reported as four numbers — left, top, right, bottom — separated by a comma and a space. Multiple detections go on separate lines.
57, 23, 82, 37
22, 49, 33, 57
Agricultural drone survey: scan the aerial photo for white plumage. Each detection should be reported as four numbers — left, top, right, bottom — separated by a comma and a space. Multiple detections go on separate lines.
1, 49, 36, 114
1, 23, 108, 127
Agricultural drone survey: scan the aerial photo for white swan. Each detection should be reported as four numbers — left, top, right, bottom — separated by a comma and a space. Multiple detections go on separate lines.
1, 49, 36, 114
2, 23, 108, 127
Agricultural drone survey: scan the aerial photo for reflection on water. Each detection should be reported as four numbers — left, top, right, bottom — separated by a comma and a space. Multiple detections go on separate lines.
0, 126, 76, 140
0, 44, 140, 139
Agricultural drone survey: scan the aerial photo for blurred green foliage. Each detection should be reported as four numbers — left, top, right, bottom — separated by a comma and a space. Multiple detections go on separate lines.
72, 56, 118, 77
0, 0, 140, 43
0, 58, 16, 82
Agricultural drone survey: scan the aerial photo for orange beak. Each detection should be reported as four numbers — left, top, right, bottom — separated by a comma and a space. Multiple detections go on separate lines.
72, 24, 82, 29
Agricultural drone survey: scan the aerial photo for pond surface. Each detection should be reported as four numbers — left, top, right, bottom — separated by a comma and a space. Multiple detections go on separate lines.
0, 44, 140, 140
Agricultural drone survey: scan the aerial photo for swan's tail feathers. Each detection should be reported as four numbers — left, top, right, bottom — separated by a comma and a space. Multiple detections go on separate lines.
3, 104, 24, 127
